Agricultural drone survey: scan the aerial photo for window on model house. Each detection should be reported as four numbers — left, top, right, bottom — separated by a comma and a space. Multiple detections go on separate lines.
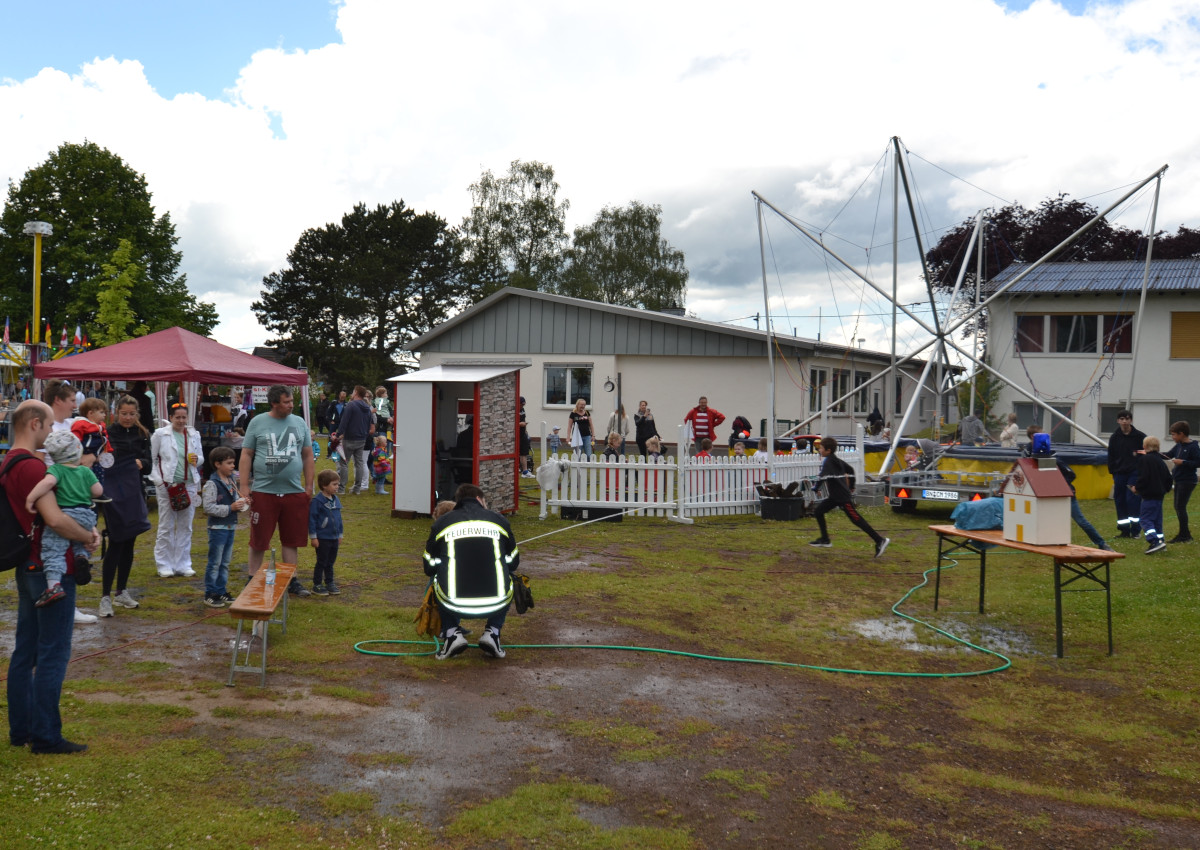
543, 365, 592, 407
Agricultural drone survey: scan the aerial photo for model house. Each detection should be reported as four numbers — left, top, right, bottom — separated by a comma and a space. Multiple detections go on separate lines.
1000, 457, 1074, 545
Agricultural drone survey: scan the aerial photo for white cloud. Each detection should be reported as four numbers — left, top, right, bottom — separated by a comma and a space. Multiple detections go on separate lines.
2, 0, 1200, 353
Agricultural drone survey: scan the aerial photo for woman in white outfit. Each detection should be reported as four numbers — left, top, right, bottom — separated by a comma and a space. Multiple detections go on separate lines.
149, 403, 202, 578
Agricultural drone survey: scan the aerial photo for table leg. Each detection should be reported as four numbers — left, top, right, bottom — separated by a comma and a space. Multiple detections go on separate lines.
935, 534, 944, 610
227, 619, 245, 687
1054, 560, 1064, 659
260, 621, 269, 686
1105, 560, 1113, 656
978, 548, 987, 615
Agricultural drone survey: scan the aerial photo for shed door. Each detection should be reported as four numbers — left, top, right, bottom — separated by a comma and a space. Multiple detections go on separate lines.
393, 382, 435, 513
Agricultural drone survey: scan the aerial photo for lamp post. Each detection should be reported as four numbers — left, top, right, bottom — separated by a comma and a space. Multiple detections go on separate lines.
23, 221, 52, 365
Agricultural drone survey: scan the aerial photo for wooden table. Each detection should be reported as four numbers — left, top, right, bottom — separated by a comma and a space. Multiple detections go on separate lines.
227, 562, 296, 686
928, 525, 1124, 658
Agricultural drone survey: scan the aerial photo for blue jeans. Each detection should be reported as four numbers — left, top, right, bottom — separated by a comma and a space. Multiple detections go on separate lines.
8, 568, 76, 748
437, 601, 508, 636
205, 527, 236, 597
1112, 471, 1141, 534
1070, 497, 1107, 548
40, 505, 96, 585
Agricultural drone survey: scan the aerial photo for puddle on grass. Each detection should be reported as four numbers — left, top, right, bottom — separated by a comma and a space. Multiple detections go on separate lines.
850, 617, 1036, 656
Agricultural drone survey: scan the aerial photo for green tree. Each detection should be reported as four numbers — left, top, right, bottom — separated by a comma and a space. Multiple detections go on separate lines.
955, 368, 1006, 433
0, 140, 217, 337
94, 239, 150, 346
254, 201, 465, 389
461, 159, 569, 297
559, 201, 688, 310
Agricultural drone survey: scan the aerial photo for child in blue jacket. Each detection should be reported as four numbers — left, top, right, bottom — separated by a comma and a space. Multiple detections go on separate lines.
309, 469, 344, 595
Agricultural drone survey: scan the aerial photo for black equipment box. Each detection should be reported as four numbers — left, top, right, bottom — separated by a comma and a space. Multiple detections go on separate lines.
760, 497, 806, 521
560, 506, 624, 523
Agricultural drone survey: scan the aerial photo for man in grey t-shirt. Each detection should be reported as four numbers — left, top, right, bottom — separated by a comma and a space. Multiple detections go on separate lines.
239, 386, 315, 596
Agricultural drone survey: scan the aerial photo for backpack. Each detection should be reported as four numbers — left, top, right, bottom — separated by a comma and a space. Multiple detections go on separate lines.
0, 453, 40, 572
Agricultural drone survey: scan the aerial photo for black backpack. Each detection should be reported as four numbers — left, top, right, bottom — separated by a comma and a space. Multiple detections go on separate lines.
0, 453, 40, 572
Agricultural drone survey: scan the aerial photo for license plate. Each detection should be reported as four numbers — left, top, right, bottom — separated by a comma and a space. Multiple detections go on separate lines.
922, 489, 959, 501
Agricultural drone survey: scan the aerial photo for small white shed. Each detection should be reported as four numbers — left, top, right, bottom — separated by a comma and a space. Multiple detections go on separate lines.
999, 456, 1074, 545
388, 363, 525, 516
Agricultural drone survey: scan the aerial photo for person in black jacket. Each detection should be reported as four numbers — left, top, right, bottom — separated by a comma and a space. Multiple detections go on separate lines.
1107, 410, 1146, 538
97, 395, 153, 618
423, 484, 520, 660
1165, 420, 1200, 543
808, 437, 889, 558
1131, 435, 1173, 554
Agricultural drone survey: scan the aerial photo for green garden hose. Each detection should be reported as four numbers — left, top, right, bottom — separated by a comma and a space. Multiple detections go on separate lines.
354, 561, 1012, 678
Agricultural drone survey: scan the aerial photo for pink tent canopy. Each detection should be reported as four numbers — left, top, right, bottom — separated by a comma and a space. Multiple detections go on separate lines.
33, 326, 307, 384
33, 326, 311, 430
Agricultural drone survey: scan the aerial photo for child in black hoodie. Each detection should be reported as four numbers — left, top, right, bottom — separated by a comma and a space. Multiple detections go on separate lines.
1132, 435, 1173, 554
809, 437, 889, 558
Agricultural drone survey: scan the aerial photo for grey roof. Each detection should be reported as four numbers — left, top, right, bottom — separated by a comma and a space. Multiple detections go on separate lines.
987, 259, 1200, 295
406, 286, 907, 362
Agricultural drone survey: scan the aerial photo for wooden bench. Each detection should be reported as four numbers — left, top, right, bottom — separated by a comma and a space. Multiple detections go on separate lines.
227, 562, 297, 686
928, 525, 1124, 658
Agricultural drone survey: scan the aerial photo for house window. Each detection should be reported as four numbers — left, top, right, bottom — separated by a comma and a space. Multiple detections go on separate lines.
809, 368, 827, 413
831, 370, 850, 413
1015, 403, 1073, 442
1168, 407, 1200, 436
544, 365, 592, 407
854, 371, 871, 414
1051, 315, 1097, 353
1170, 312, 1200, 358
1016, 313, 1134, 355
1099, 405, 1126, 434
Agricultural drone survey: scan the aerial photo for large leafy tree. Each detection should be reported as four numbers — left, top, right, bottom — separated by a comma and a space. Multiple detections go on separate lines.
0, 140, 217, 337
254, 201, 465, 389
461, 159, 569, 297
558, 201, 688, 310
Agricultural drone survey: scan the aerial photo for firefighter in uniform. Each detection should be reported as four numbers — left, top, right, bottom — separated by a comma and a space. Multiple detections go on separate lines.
423, 484, 520, 659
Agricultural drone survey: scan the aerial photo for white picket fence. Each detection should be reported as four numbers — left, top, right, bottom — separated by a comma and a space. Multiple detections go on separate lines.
537, 427, 865, 522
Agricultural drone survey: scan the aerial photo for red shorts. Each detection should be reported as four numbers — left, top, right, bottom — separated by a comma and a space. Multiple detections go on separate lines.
248, 492, 310, 551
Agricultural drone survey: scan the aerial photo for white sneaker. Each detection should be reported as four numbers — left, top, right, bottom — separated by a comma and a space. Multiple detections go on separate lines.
434, 629, 469, 660
74, 608, 98, 625
478, 630, 506, 659
176, 568, 196, 577
113, 590, 139, 609
98, 596, 114, 618
157, 569, 173, 578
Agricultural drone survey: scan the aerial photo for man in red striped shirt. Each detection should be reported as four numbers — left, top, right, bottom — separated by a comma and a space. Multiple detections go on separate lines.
683, 396, 725, 457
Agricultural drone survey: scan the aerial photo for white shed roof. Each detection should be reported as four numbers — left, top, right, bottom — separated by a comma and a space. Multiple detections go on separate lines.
388, 364, 524, 383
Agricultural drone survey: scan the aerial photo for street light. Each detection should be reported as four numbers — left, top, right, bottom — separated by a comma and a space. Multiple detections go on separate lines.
23, 221, 52, 362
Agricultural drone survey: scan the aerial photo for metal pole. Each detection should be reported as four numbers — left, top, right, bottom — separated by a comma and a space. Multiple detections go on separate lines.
1125, 174, 1162, 409
970, 218, 984, 417
890, 150, 899, 431
756, 198, 776, 481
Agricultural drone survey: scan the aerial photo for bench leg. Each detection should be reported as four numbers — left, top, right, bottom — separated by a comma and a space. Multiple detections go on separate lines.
1054, 560, 1064, 659
228, 619, 246, 687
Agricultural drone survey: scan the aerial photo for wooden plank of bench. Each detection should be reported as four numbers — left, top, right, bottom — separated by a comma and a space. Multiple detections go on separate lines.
227, 563, 297, 686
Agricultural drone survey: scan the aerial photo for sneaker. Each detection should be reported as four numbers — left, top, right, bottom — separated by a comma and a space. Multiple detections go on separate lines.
434, 629, 469, 660
288, 579, 312, 597
113, 590, 140, 609
874, 537, 891, 559
157, 568, 174, 578
31, 739, 88, 755
176, 568, 196, 577
98, 596, 114, 618
204, 594, 226, 608
1146, 540, 1167, 554
478, 630, 506, 659
1168, 534, 1192, 544
808, 538, 832, 548
219, 592, 236, 604
312, 584, 329, 596
36, 584, 66, 607
326, 582, 341, 595
74, 608, 98, 625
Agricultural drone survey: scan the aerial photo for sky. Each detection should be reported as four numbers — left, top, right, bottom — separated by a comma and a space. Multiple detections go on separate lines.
2, 0, 1199, 363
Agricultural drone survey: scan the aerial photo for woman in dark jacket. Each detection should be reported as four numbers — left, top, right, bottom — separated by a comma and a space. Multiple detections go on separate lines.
98, 395, 153, 618
633, 400, 659, 458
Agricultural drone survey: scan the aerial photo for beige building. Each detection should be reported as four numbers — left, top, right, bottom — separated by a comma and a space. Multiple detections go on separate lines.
406, 287, 943, 448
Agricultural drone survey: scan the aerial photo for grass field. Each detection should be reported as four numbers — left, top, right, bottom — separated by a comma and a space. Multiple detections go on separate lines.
2, 448, 1199, 848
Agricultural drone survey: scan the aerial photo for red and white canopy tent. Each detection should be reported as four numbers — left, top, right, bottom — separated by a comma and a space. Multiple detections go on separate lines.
33, 326, 311, 430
